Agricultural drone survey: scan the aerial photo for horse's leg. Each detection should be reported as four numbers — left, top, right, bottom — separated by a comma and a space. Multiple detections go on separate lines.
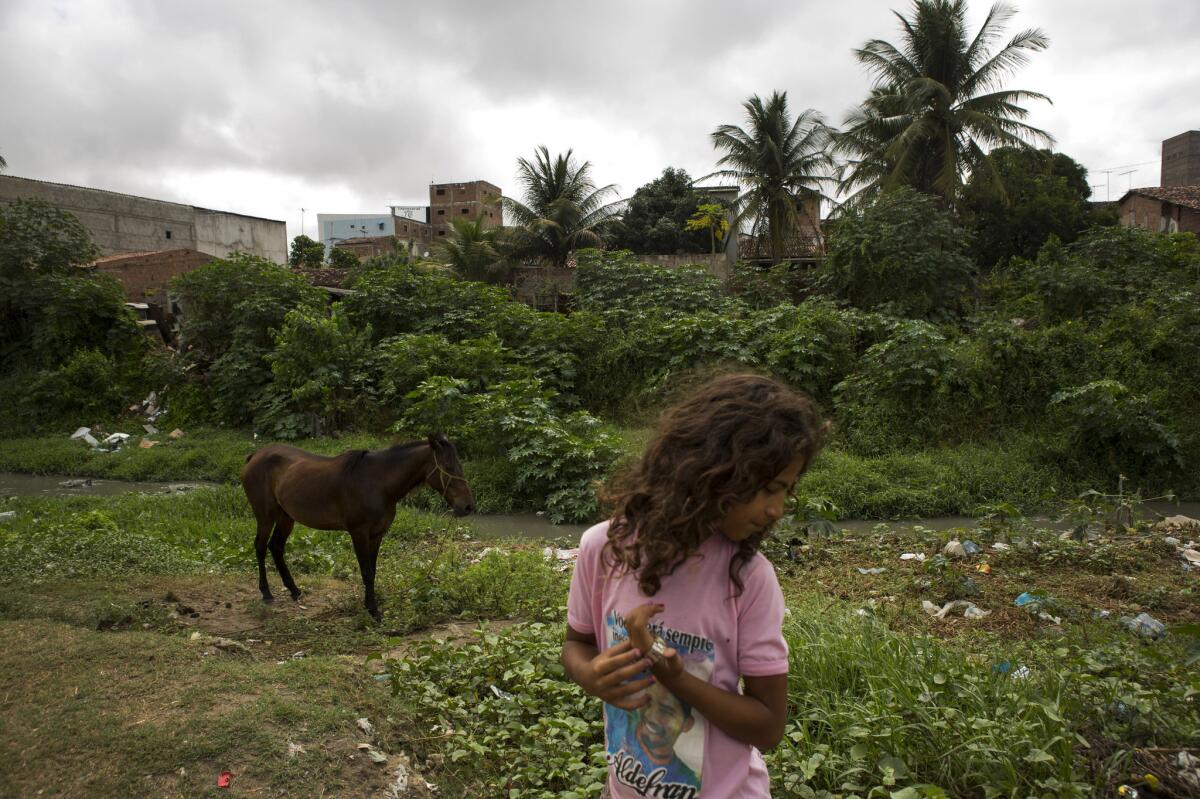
365, 527, 387, 618
350, 526, 387, 622
255, 517, 275, 603
268, 515, 301, 601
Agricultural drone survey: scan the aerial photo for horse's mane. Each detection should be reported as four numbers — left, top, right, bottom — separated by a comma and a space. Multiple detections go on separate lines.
339, 449, 370, 476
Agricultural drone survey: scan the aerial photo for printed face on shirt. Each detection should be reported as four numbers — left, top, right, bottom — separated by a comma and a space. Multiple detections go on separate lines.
636, 682, 694, 763
718, 456, 807, 543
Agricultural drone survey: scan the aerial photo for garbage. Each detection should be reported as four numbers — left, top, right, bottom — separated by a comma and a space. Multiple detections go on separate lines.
975, 563, 992, 574
1093, 609, 1111, 620
900, 552, 926, 562
1122, 612, 1166, 640
541, 547, 579, 570
287, 742, 305, 757
59, 478, 93, 488
357, 743, 389, 764
70, 427, 100, 447
143, 423, 159, 435
139, 438, 158, 449
1154, 514, 1200, 534
993, 661, 1031, 679
384, 760, 411, 798
212, 638, 250, 655
101, 433, 130, 445
856, 567, 886, 575
168, 428, 185, 439
1164, 536, 1181, 546
1182, 549, 1200, 565
961, 540, 981, 555
1012, 665, 1032, 679
1142, 773, 1161, 792
991, 542, 1011, 551
489, 684, 515, 700
1116, 787, 1138, 798
923, 599, 989, 619
943, 540, 967, 558
1178, 751, 1200, 791
217, 771, 232, 788
1014, 592, 1039, 607
356, 717, 375, 736
0, 511, 16, 521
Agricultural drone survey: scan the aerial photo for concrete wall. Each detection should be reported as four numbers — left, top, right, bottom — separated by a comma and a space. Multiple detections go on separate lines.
429, 180, 503, 235
637, 252, 732, 280
0, 175, 286, 263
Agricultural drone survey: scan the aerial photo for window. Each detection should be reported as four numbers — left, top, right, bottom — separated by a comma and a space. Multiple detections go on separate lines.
165, 230, 172, 239
438, 230, 446, 236
436, 189, 445, 196
461, 207, 470, 214
378, 222, 385, 230
437, 209, 445, 215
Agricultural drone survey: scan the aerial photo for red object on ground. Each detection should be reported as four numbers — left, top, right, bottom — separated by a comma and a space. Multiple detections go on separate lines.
217, 771, 232, 788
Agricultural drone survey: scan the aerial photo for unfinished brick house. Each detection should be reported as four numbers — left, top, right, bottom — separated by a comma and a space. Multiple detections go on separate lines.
1117, 186, 1200, 236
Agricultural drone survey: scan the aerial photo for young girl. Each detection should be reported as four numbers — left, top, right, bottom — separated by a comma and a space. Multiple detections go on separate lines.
562, 373, 828, 798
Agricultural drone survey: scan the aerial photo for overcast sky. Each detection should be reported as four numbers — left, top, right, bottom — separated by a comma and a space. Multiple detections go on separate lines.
2, 0, 1197, 239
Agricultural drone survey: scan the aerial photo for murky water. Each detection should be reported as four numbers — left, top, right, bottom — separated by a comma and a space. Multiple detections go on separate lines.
0, 472, 220, 498
467, 514, 589, 542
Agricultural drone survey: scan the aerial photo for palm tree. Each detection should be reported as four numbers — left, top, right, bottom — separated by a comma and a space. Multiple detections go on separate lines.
501, 146, 622, 268
707, 91, 835, 263
437, 214, 507, 283
836, 0, 1052, 208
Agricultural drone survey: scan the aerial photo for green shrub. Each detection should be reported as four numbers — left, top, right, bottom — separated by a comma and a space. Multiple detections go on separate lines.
574, 249, 726, 319
834, 320, 980, 452
823, 188, 975, 320
1048, 380, 1182, 482
264, 307, 379, 435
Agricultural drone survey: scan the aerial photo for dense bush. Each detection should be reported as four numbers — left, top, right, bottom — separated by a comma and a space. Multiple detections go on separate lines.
1048, 380, 1182, 481
0, 200, 149, 428
171, 254, 325, 426
824, 188, 975, 320
398, 377, 622, 522
574, 248, 726, 318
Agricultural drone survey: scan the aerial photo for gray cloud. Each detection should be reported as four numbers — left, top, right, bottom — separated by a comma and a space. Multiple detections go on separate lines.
2, 0, 1196, 233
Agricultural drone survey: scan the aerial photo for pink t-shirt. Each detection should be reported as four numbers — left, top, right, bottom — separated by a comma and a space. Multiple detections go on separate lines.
567, 520, 789, 799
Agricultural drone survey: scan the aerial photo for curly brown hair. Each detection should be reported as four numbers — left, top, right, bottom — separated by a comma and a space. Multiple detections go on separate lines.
601, 373, 829, 597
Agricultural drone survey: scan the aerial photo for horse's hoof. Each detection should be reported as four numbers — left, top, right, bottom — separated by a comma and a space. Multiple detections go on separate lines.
290, 591, 302, 602
262, 595, 275, 604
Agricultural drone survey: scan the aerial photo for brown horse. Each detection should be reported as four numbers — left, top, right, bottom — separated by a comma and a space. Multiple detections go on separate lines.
240, 433, 475, 620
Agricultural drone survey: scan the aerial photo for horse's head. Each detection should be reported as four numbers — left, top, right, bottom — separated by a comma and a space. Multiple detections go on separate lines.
424, 432, 475, 517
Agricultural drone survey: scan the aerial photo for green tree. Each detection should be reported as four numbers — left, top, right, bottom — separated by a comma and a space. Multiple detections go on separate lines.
328, 245, 359, 269
609, 167, 711, 254
836, 0, 1052, 207
288, 234, 325, 268
708, 91, 834, 263
438, 214, 508, 283
501, 146, 623, 268
960, 147, 1103, 268
684, 203, 731, 255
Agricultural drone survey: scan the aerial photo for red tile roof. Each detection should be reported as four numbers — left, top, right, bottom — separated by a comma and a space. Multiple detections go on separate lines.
1124, 186, 1200, 211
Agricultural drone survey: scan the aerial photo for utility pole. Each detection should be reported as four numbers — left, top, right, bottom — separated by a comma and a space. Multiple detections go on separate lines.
1118, 170, 1135, 194
300, 208, 306, 239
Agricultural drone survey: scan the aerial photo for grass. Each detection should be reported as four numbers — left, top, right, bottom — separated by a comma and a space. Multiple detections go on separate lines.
2, 486, 1198, 797
0, 427, 1142, 520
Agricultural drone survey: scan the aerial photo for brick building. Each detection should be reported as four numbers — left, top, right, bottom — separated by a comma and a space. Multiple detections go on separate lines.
1161, 130, 1200, 187
88, 248, 217, 306
1117, 186, 1200, 235
324, 179, 503, 261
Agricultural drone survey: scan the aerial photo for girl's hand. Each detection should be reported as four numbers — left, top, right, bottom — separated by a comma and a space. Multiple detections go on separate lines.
623, 602, 685, 681
575, 639, 655, 710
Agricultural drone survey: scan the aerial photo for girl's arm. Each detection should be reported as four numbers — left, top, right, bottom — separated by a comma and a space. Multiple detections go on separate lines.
624, 603, 788, 751
561, 626, 657, 711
